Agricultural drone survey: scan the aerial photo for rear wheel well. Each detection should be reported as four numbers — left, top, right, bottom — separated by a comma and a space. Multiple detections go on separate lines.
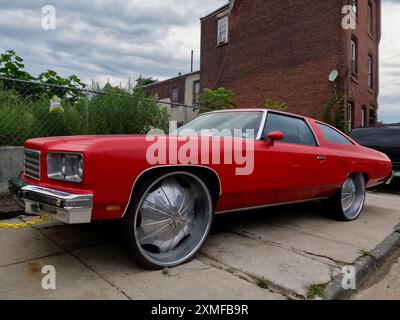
129, 166, 221, 207
345, 172, 369, 184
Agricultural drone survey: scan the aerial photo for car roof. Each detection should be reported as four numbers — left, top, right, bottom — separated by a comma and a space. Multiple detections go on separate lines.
205, 108, 314, 120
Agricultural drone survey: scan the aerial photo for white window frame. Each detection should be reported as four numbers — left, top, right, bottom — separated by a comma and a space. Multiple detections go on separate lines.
171, 86, 179, 107
351, 0, 358, 16
368, 2, 373, 35
217, 16, 229, 45
361, 108, 366, 127
193, 81, 201, 105
368, 55, 373, 88
348, 102, 354, 131
351, 38, 358, 76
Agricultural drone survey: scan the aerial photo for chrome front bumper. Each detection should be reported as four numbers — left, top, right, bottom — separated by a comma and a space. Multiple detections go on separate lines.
9, 177, 93, 224
386, 171, 400, 185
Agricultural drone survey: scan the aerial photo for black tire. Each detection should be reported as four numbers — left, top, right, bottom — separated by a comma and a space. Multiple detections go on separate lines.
325, 173, 366, 221
123, 171, 214, 270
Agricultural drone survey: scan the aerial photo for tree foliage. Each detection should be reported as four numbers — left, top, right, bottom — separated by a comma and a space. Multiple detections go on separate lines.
265, 99, 288, 111
0, 50, 34, 80
0, 50, 170, 146
0, 50, 85, 100
136, 76, 158, 89
198, 87, 236, 110
322, 95, 347, 133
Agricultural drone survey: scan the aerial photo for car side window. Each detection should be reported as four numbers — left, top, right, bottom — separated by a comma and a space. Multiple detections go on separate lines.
263, 113, 317, 146
318, 123, 353, 145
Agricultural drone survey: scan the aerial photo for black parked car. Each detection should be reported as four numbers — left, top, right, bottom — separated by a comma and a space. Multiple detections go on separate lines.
350, 125, 400, 183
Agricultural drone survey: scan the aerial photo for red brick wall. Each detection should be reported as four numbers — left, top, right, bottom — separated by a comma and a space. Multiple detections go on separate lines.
200, 0, 380, 128
346, 0, 381, 128
146, 76, 186, 104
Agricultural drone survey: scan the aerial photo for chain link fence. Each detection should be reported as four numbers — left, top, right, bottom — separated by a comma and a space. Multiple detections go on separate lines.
0, 77, 207, 146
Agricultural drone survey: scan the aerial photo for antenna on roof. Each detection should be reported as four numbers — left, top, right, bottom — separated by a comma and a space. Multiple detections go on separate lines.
191, 50, 194, 73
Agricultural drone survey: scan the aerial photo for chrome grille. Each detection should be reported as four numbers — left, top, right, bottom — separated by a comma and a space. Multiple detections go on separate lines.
24, 149, 41, 181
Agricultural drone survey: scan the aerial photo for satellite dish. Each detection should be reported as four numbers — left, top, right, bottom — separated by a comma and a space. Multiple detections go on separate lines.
328, 70, 339, 82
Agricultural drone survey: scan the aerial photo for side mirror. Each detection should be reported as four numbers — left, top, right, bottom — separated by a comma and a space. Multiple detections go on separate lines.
267, 131, 284, 147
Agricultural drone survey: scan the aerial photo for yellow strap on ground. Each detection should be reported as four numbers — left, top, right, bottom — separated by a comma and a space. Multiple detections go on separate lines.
0, 216, 50, 229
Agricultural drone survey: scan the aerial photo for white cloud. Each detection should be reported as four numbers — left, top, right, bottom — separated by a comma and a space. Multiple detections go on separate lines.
0, 0, 399, 122
379, 0, 400, 123
0, 0, 226, 85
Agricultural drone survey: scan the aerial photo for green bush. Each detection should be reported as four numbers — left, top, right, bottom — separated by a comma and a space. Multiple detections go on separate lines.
0, 89, 34, 145
265, 99, 288, 111
198, 87, 236, 110
0, 83, 170, 146
322, 95, 347, 133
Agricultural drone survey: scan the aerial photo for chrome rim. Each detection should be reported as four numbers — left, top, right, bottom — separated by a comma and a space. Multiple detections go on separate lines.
134, 172, 213, 267
341, 174, 365, 220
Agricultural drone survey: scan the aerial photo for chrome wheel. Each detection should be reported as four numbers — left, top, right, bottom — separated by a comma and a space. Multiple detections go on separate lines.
341, 174, 366, 220
134, 172, 213, 267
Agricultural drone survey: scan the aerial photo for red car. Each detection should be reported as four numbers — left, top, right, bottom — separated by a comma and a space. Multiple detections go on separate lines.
9, 109, 392, 269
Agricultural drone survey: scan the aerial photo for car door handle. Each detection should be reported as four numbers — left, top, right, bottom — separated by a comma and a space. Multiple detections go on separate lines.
317, 155, 327, 161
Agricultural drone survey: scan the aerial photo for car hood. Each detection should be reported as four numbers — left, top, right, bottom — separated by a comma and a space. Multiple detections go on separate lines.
24, 135, 147, 152
24, 134, 245, 154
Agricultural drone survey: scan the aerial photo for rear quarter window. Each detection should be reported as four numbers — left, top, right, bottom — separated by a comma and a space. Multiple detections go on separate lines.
317, 123, 353, 145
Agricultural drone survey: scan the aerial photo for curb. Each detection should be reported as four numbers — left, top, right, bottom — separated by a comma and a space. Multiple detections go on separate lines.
324, 224, 400, 300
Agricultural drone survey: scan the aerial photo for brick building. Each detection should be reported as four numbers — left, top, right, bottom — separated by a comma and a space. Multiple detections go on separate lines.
146, 71, 201, 125
149, 0, 381, 129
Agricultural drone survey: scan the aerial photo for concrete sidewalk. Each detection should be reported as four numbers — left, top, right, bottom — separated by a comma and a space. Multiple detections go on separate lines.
0, 192, 399, 300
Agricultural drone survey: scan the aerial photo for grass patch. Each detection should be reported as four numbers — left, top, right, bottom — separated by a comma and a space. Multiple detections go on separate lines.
0, 84, 170, 146
359, 250, 375, 259
306, 285, 325, 300
256, 277, 269, 289
0, 192, 10, 200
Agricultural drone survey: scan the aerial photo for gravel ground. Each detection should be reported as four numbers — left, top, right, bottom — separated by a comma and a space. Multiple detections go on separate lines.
352, 248, 400, 300
0, 193, 21, 215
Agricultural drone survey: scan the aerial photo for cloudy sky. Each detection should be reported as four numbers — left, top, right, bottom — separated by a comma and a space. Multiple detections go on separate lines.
0, 0, 399, 122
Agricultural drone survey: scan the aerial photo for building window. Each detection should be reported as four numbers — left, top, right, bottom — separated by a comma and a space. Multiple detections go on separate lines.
217, 16, 228, 44
171, 87, 179, 106
351, 37, 358, 76
350, 0, 358, 17
368, 1, 373, 35
348, 101, 355, 131
368, 54, 373, 89
193, 81, 201, 105
361, 106, 367, 128
369, 107, 376, 126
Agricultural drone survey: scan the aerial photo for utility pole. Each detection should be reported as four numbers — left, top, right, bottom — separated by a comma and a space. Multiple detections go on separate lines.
190, 50, 194, 73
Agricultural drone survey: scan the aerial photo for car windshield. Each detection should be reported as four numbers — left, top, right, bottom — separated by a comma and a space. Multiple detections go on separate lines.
175, 111, 263, 139
350, 127, 400, 148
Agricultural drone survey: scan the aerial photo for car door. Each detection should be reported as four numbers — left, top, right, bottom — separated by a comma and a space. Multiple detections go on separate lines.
253, 112, 332, 204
